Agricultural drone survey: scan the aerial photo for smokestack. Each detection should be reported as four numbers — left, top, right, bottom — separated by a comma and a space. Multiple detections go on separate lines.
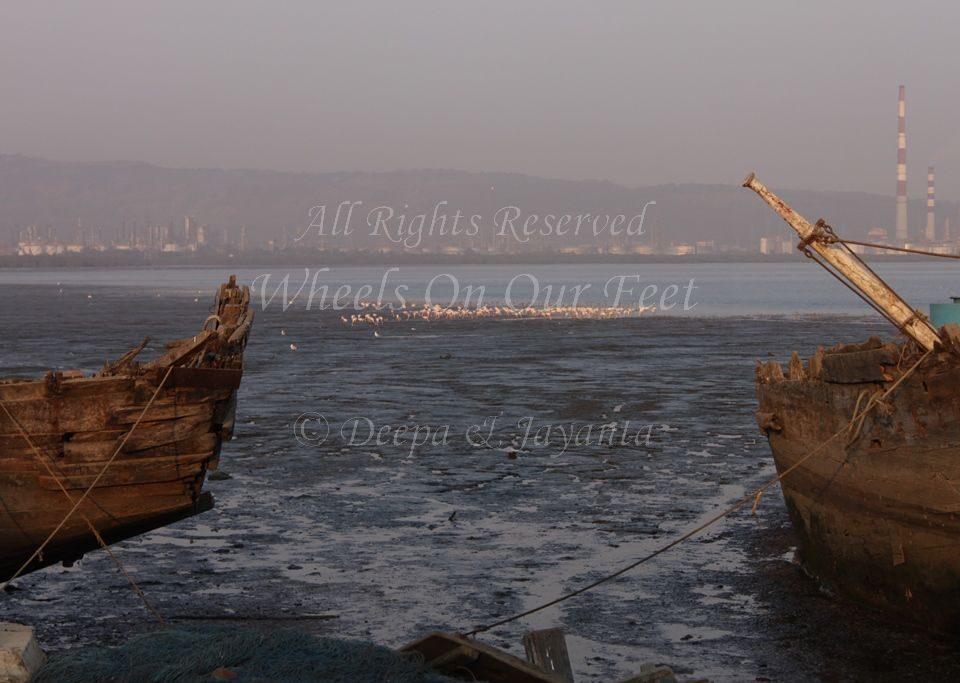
925, 166, 936, 242
896, 85, 908, 242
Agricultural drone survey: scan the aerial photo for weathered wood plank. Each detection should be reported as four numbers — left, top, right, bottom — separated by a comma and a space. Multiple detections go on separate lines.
111, 401, 213, 424
62, 433, 220, 462
41, 451, 212, 476
523, 629, 575, 683
142, 331, 215, 370
37, 460, 207, 490
820, 345, 899, 384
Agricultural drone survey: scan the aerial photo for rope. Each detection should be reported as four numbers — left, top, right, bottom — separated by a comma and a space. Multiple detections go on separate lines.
463, 349, 933, 637
85, 528, 166, 624
0, 366, 174, 592
845, 390, 872, 447
803, 248, 897, 325
801, 236, 936, 347
0, 400, 165, 623
836, 238, 960, 260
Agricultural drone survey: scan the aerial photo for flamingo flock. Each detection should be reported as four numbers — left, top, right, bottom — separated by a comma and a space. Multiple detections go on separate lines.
339, 301, 657, 327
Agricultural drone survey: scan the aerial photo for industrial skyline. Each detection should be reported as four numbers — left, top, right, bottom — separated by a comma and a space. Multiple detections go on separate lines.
4, 84, 958, 260
893, 86, 949, 246
896, 85, 909, 241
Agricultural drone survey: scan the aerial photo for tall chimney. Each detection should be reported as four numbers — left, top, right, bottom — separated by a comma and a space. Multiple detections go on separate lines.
896, 85, 908, 242
925, 166, 936, 242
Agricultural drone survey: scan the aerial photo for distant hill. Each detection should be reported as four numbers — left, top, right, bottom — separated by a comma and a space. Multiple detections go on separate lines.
1, 154, 954, 251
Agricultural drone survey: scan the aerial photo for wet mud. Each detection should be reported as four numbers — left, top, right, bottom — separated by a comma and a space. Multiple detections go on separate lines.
2, 282, 959, 682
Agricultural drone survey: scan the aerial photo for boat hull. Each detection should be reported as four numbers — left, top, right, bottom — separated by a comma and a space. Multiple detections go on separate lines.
757, 338, 960, 632
0, 278, 251, 582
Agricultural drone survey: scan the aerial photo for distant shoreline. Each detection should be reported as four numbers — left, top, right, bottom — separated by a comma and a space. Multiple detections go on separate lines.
0, 251, 938, 269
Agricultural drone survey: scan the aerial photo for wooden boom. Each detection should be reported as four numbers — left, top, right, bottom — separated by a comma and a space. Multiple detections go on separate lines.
743, 172, 941, 352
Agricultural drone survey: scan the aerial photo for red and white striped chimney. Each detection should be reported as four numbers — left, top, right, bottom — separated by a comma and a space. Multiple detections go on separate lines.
896, 85, 908, 242
925, 166, 936, 242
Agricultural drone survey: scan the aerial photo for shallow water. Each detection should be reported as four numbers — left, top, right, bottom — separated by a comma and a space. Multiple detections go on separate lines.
2, 266, 960, 682
1, 259, 959, 316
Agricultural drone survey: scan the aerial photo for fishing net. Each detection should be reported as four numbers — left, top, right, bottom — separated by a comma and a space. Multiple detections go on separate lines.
32, 625, 468, 683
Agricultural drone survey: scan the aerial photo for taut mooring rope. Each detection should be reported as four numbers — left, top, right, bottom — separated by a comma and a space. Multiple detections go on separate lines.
464, 349, 934, 636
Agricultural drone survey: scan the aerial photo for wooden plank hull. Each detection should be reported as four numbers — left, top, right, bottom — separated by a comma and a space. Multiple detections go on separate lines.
0, 277, 251, 582
757, 338, 960, 631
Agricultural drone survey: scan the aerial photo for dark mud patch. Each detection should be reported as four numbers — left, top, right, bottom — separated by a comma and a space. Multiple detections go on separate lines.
2, 284, 959, 682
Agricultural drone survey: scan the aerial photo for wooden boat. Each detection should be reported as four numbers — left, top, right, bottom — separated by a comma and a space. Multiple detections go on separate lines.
0, 276, 252, 582
744, 174, 960, 631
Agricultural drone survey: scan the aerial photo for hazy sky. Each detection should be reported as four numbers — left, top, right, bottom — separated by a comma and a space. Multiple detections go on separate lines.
2, 1, 958, 198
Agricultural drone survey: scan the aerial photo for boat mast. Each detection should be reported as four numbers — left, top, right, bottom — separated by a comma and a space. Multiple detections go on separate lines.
743, 172, 941, 351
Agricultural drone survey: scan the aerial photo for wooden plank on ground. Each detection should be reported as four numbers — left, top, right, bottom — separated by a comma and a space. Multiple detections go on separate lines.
523, 629, 575, 683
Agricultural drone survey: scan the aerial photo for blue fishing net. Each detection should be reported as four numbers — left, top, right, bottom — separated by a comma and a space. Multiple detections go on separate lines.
32, 625, 468, 683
